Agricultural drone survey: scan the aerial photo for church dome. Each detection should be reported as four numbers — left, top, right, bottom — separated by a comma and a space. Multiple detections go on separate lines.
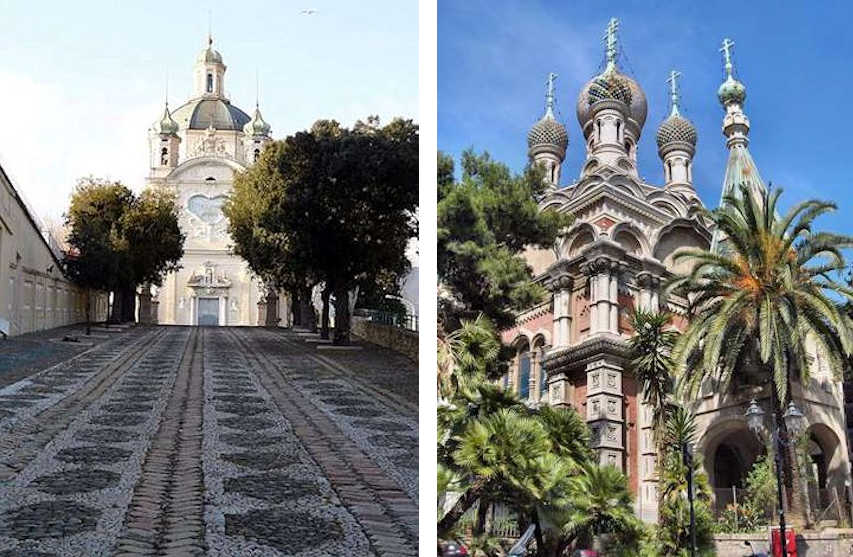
157, 104, 179, 136
170, 98, 251, 131
577, 69, 646, 135
527, 114, 568, 156
656, 112, 697, 150
244, 106, 272, 137
197, 44, 223, 65
717, 75, 746, 106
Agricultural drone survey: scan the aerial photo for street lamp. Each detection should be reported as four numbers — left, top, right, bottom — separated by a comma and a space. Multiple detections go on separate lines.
744, 397, 808, 557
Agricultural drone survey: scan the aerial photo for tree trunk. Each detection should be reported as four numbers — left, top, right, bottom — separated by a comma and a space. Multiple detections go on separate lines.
332, 285, 351, 345
320, 287, 331, 340
85, 288, 91, 336
109, 290, 122, 324
532, 510, 545, 557
291, 290, 302, 327
121, 286, 136, 322
437, 480, 487, 537
300, 286, 316, 332
772, 383, 810, 527
474, 498, 488, 536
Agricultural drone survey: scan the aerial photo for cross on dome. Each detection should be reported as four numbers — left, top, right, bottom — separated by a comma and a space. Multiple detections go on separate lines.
720, 38, 735, 77
545, 72, 557, 117
603, 17, 619, 70
666, 69, 682, 116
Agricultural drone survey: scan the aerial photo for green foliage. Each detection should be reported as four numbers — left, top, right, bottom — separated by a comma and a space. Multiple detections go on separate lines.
64, 177, 184, 317
652, 408, 715, 556
546, 464, 644, 553
714, 453, 776, 533
225, 117, 418, 342
668, 183, 853, 404
628, 309, 677, 444
437, 150, 572, 329
438, 315, 503, 400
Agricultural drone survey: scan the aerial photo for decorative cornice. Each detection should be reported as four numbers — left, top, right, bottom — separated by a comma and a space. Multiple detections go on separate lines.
543, 334, 631, 375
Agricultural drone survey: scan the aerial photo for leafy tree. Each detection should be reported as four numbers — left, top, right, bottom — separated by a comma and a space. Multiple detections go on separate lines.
438, 150, 572, 330
668, 183, 853, 522
226, 117, 418, 344
64, 178, 183, 330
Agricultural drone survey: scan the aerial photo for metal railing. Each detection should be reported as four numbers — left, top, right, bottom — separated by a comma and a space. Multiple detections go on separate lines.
711, 485, 847, 526
355, 308, 418, 332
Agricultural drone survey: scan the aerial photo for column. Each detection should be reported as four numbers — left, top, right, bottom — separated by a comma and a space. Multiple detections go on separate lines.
190, 296, 197, 326
219, 296, 227, 326
584, 257, 618, 336
550, 275, 573, 348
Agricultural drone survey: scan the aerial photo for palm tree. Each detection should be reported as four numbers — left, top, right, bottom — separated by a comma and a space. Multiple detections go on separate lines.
438, 314, 502, 402
667, 183, 853, 522
656, 407, 714, 556
438, 408, 552, 536
544, 464, 643, 556
628, 308, 677, 448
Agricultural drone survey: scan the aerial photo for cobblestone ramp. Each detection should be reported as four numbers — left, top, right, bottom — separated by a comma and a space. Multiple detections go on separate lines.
0, 326, 417, 556
0, 327, 191, 556
227, 328, 418, 556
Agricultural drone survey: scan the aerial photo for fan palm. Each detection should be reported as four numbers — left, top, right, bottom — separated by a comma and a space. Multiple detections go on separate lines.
438, 314, 502, 401
438, 408, 552, 536
668, 182, 853, 520
545, 464, 643, 556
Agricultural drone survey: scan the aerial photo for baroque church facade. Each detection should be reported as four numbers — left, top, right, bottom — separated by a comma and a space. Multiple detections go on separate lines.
501, 20, 851, 522
144, 37, 286, 327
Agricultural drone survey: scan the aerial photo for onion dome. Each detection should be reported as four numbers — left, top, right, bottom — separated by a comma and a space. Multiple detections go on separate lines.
527, 115, 568, 155
656, 70, 697, 153
528, 73, 568, 158
576, 18, 646, 137
157, 103, 179, 136
197, 36, 223, 64
656, 112, 697, 150
244, 105, 272, 137
717, 75, 746, 106
717, 38, 746, 106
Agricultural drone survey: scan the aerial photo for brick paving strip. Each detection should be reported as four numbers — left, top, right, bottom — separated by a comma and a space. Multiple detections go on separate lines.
228, 328, 418, 557
115, 327, 205, 557
276, 332, 418, 417
0, 327, 166, 481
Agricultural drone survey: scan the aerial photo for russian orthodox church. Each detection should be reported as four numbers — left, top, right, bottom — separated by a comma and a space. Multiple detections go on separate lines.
143, 36, 286, 326
501, 19, 851, 522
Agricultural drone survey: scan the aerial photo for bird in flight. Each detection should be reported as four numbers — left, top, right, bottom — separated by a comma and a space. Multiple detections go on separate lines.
300, 9, 317, 15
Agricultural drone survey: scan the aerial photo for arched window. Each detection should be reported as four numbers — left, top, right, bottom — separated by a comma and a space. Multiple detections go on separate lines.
666, 160, 672, 181
518, 342, 531, 400
596, 120, 601, 142
254, 149, 261, 162
206, 73, 213, 93
615, 120, 621, 141
160, 147, 168, 166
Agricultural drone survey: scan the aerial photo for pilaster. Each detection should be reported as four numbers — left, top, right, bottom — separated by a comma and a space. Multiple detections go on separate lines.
586, 358, 625, 470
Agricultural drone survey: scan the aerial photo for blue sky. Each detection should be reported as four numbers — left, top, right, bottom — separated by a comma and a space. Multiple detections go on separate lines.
0, 0, 417, 221
439, 1, 853, 235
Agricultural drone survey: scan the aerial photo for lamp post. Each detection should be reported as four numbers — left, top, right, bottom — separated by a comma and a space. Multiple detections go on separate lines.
682, 442, 697, 557
745, 396, 808, 557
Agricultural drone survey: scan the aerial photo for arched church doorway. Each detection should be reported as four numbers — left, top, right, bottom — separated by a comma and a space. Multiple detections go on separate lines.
701, 418, 764, 513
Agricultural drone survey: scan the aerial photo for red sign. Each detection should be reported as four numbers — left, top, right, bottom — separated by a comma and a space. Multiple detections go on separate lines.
771, 527, 797, 557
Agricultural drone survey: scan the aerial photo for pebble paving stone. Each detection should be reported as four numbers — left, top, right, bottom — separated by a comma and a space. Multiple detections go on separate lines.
0, 325, 417, 556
